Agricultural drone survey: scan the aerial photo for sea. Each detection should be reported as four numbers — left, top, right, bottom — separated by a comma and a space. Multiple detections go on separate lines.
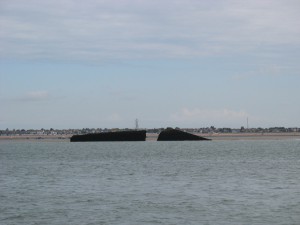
1, 140, 300, 225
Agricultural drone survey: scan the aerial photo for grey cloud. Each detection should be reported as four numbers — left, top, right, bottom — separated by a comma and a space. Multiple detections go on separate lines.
1, 0, 300, 62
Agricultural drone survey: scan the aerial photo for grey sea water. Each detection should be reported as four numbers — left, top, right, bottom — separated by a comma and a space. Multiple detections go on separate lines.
1, 140, 300, 225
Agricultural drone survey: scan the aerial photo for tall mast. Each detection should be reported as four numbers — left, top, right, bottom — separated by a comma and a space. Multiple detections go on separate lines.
247, 117, 249, 130
135, 119, 139, 130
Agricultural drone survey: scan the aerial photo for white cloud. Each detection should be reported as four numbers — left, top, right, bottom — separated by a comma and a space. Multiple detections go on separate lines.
1, 0, 300, 62
231, 62, 300, 80
170, 107, 250, 127
19, 91, 50, 101
107, 113, 122, 122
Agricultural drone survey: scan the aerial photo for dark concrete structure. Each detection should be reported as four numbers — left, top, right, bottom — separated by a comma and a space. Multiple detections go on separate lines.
157, 128, 211, 141
70, 130, 146, 142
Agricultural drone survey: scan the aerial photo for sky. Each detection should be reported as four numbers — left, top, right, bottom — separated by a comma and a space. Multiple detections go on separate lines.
1, 0, 300, 129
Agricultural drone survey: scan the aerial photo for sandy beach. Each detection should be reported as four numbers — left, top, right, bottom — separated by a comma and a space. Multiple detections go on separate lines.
200, 132, 300, 141
0, 135, 72, 142
1, 133, 300, 142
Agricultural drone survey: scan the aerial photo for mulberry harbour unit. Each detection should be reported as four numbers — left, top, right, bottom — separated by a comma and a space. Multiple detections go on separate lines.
70, 128, 210, 142
157, 128, 211, 141
70, 130, 146, 142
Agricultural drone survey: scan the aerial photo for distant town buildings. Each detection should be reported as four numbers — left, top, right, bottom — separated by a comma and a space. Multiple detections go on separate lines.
1, 126, 299, 136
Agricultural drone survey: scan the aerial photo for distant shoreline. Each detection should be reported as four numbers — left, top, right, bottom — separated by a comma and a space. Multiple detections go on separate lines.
1, 132, 299, 142
147, 132, 300, 141
0, 135, 72, 142
200, 132, 300, 140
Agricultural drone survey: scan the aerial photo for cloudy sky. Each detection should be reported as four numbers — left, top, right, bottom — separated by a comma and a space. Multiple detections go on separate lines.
1, 0, 300, 129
